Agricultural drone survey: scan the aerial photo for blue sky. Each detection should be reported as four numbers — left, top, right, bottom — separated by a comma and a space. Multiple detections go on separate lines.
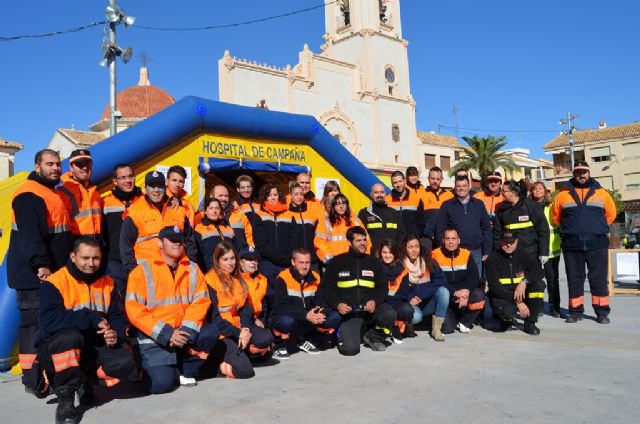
2, 0, 639, 172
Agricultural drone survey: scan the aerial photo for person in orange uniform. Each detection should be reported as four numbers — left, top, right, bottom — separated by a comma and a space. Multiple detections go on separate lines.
119, 171, 197, 275
57, 149, 103, 241
102, 163, 142, 294
287, 172, 322, 219
432, 227, 485, 334
239, 249, 268, 326
165, 165, 196, 226
126, 226, 216, 393
233, 175, 261, 230
289, 182, 321, 270
422, 166, 454, 249
211, 184, 255, 253
314, 193, 370, 265
7, 148, 72, 396
386, 171, 425, 238
473, 171, 504, 225
195, 198, 236, 272
377, 240, 413, 343
551, 161, 616, 324
38, 237, 136, 424
205, 242, 273, 379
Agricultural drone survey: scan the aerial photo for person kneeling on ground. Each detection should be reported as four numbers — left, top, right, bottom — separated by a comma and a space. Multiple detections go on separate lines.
126, 226, 218, 394
486, 231, 546, 335
38, 236, 137, 424
432, 227, 486, 334
205, 241, 274, 378
401, 235, 450, 342
322, 226, 396, 355
270, 248, 341, 359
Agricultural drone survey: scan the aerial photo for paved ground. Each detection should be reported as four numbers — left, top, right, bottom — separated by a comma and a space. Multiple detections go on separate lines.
1, 264, 639, 424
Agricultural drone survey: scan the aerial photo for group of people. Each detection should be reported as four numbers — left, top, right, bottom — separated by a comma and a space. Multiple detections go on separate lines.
7, 148, 616, 424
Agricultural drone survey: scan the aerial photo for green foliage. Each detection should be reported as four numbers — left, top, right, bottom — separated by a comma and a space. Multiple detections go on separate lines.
449, 135, 518, 177
607, 188, 624, 214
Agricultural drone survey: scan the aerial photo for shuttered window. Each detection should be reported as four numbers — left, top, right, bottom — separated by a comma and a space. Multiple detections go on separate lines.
625, 173, 640, 190
590, 146, 611, 162
623, 142, 640, 158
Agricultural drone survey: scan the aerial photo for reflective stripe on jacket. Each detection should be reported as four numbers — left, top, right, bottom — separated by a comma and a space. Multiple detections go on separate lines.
57, 172, 103, 236
314, 213, 371, 264
204, 270, 247, 328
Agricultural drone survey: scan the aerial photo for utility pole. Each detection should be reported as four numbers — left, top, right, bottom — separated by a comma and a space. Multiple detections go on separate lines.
100, 0, 135, 136
559, 112, 579, 170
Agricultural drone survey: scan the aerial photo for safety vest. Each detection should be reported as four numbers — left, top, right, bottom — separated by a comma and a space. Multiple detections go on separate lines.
432, 247, 470, 282
204, 270, 247, 328
544, 204, 561, 258
423, 188, 454, 211
46, 266, 114, 313
278, 267, 321, 301
124, 196, 187, 262
195, 221, 235, 241
126, 257, 210, 341
11, 180, 70, 235
474, 191, 503, 218
242, 272, 268, 318
57, 173, 102, 236
166, 189, 196, 226
314, 213, 371, 263
385, 189, 423, 236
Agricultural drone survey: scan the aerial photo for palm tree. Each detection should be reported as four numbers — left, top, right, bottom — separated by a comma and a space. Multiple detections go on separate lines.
449, 135, 518, 177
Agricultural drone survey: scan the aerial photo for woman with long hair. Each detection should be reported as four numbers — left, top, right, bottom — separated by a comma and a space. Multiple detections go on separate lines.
254, 183, 295, 282
195, 198, 236, 272
495, 179, 549, 260
205, 242, 273, 379
530, 181, 563, 318
401, 235, 449, 342
376, 239, 415, 343
320, 180, 341, 217
314, 193, 370, 265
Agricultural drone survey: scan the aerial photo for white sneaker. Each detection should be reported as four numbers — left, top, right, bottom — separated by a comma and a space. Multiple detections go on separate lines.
298, 340, 321, 354
457, 322, 471, 334
179, 375, 197, 387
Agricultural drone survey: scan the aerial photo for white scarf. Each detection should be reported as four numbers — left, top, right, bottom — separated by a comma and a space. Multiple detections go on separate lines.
403, 257, 427, 284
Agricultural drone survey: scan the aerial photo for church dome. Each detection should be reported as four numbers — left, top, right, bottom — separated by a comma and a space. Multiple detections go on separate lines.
99, 67, 175, 121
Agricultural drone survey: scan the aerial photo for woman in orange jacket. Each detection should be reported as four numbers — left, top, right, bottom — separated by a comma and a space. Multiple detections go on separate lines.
205, 242, 273, 378
314, 193, 371, 264
195, 198, 236, 272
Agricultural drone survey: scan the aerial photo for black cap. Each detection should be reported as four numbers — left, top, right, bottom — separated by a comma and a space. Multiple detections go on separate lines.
574, 161, 590, 171
145, 170, 166, 187
238, 247, 260, 260
69, 149, 92, 164
159, 225, 184, 242
486, 171, 502, 181
500, 231, 518, 242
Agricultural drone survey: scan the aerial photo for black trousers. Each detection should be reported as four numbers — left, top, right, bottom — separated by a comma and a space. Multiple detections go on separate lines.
442, 287, 486, 334
490, 279, 546, 326
38, 329, 135, 390
543, 256, 561, 313
16, 288, 39, 389
563, 247, 610, 316
337, 303, 396, 356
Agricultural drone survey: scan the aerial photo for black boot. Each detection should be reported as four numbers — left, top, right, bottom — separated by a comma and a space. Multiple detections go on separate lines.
498, 319, 513, 332
55, 386, 78, 424
523, 322, 541, 336
79, 381, 97, 406
565, 313, 583, 323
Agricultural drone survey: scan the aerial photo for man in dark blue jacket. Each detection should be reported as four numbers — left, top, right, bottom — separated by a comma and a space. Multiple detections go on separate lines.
435, 176, 492, 277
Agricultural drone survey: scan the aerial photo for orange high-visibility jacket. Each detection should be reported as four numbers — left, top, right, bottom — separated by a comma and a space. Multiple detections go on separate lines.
126, 257, 210, 345
57, 172, 103, 236
314, 212, 371, 264
242, 271, 268, 318
474, 191, 504, 218
204, 270, 248, 328
166, 188, 196, 226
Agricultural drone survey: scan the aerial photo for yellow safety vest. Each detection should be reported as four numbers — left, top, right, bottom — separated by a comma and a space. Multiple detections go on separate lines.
544, 204, 561, 259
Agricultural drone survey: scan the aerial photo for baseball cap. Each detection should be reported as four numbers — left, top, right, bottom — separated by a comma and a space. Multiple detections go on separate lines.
159, 225, 184, 242
486, 171, 502, 182
69, 149, 92, 164
500, 231, 518, 242
574, 161, 590, 172
238, 247, 260, 260
145, 170, 166, 187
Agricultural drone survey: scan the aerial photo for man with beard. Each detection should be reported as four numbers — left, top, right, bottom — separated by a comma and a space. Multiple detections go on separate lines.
102, 163, 142, 294
358, 183, 405, 253
8, 148, 73, 396
212, 184, 255, 253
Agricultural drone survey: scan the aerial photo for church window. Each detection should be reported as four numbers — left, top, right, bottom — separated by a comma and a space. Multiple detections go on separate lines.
385, 67, 395, 84
340, 0, 351, 27
391, 124, 400, 142
395, 155, 400, 163
379, 1, 388, 23
388, 86, 394, 95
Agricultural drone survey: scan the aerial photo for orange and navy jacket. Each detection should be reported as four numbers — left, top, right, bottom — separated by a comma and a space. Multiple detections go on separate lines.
38, 263, 124, 344
385, 188, 425, 237
314, 212, 371, 264
242, 271, 268, 319
166, 188, 196, 226
57, 172, 103, 237
432, 247, 479, 291
289, 202, 319, 263
254, 205, 295, 266
233, 196, 261, 230
384, 262, 409, 306
271, 267, 324, 322
423, 187, 453, 238
204, 270, 252, 331
194, 217, 236, 272
126, 256, 210, 347
120, 195, 198, 274
102, 187, 142, 263
473, 190, 504, 220
8, 172, 72, 290
551, 178, 616, 251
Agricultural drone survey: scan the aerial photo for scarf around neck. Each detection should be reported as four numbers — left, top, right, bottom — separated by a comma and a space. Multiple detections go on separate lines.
403, 257, 427, 284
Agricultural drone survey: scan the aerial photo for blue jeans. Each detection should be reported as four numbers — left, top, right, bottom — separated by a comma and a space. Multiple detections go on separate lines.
411, 286, 450, 323
470, 248, 484, 280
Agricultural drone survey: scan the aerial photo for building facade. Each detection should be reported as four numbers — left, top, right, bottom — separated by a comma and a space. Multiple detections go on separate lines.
0, 137, 23, 181
218, 0, 460, 184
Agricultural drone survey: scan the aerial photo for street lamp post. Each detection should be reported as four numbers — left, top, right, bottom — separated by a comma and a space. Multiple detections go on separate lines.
559, 112, 579, 170
100, 0, 135, 136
